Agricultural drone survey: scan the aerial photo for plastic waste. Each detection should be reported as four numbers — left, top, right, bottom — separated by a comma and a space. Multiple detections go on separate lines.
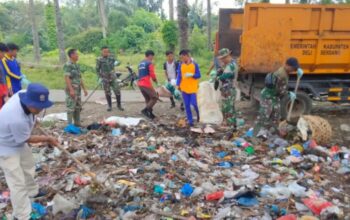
197, 81, 223, 125
180, 183, 194, 197
104, 116, 143, 127
32, 203, 47, 218
235, 191, 259, 207
154, 185, 164, 195
266, 204, 287, 217
245, 146, 255, 155
302, 198, 333, 215
64, 124, 83, 135
288, 182, 307, 197
213, 207, 231, 220
276, 214, 297, 220
320, 206, 344, 219
52, 194, 78, 215
77, 205, 94, 219
42, 113, 67, 122
205, 191, 224, 201
216, 151, 227, 158
123, 205, 142, 212
191, 187, 204, 197
217, 161, 234, 168
245, 128, 254, 138
111, 128, 121, 136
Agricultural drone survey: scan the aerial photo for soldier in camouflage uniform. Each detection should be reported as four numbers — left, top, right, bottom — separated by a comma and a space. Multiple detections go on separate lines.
64, 49, 88, 126
96, 46, 124, 111
254, 57, 300, 136
217, 48, 238, 127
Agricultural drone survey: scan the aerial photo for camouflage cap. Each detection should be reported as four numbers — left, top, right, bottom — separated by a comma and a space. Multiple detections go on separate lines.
218, 48, 231, 59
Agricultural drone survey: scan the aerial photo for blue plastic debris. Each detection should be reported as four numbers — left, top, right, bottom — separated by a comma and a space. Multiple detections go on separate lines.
171, 155, 178, 161
78, 205, 95, 219
112, 128, 121, 136
217, 161, 234, 168
216, 152, 228, 158
64, 124, 82, 135
123, 205, 142, 212
244, 128, 254, 138
31, 202, 47, 218
234, 191, 259, 207
180, 183, 194, 197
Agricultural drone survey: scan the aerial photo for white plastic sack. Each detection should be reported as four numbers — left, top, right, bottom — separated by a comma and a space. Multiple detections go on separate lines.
42, 113, 67, 122
104, 116, 143, 127
156, 86, 172, 98
197, 81, 223, 125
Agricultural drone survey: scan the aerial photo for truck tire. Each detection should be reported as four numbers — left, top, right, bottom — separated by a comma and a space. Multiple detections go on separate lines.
280, 91, 312, 120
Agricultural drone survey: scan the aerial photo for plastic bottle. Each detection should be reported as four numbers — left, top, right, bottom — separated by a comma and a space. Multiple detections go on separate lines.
205, 191, 224, 201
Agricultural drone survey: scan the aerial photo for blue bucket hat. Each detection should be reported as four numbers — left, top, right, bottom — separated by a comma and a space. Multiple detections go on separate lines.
19, 83, 53, 109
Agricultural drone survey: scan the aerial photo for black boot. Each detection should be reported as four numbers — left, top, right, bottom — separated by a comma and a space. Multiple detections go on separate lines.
141, 108, 151, 118
148, 109, 156, 119
170, 97, 176, 108
116, 94, 124, 111
106, 94, 112, 111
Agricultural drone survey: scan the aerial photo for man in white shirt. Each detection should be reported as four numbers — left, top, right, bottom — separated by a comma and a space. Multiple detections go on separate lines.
0, 83, 58, 220
163, 51, 179, 108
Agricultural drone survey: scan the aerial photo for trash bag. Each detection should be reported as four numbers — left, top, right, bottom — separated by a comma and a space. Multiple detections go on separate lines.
197, 81, 223, 125
64, 124, 82, 135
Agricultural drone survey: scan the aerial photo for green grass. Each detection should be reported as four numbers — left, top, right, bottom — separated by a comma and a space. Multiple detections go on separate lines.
22, 52, 211, 89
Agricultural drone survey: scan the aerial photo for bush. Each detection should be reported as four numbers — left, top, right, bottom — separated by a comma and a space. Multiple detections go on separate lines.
161, 21, 178, 51
131, 9, 162, 33
108, 10, 130, 33
67, 28, 104, 53
109, 25, 146, 52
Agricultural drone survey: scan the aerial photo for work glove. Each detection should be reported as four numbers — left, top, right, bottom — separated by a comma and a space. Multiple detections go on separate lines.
174, 89, 181, 100
209, 70, 217, 83
114, 60, 120, 66
21, 74, 31, 87
184, 73, 194, 78
289, 91, 296, 101
98, 78, 103, 84
297, 68, 304, 78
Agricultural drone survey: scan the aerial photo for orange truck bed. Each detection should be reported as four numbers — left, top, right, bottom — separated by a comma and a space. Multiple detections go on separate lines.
240, 3, 350, 74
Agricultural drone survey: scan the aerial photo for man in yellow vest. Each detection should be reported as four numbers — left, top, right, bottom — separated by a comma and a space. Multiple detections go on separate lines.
176, 50, 201, 127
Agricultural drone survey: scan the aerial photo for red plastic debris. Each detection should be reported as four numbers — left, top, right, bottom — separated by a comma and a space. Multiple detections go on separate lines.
302, 198, 333, 215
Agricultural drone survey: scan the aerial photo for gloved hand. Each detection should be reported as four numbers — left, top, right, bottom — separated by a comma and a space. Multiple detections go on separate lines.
98, 78, 103, 84
297, 68, 304, 78
174, 89, 181, 100
114, 60, 120, 66
185, 73, 194, 78
289, 91, 296, 101
21, 74, 31, 87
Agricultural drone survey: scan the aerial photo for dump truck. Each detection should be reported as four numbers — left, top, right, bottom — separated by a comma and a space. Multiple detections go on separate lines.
216, 4, 350, 118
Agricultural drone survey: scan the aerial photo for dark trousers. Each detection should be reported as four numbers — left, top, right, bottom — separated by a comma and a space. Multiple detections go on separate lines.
139, 86, 158, 110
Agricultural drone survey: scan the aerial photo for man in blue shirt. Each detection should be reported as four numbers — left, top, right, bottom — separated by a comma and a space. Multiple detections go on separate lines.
0, 83, 58, 220
1, 43, 24, 95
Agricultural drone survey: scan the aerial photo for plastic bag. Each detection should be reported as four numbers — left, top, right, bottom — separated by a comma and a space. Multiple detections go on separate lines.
52, 194, 78, 215
197, 81, 223, 125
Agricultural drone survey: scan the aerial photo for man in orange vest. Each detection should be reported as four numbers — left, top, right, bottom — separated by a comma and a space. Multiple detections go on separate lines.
176, 50, 201, 127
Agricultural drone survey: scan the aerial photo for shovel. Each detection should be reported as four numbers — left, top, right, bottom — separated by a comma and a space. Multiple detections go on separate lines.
278, 75, 302, 134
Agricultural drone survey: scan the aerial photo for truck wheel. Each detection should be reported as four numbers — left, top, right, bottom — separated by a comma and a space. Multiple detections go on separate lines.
281, 91, 312, 120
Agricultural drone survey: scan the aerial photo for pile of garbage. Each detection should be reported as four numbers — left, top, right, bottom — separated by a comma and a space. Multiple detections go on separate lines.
0, 114, 349, 220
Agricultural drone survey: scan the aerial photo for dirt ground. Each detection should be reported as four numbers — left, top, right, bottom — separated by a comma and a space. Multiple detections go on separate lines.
46, 100, 350, 146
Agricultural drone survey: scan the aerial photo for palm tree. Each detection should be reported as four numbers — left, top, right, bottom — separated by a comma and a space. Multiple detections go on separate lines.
54, 0, 67, 64
97, 0, 108, 38
207, 0, 211, 49
177, 0, 189, 50
169, 0, 174, 20
29, 0, 41, 62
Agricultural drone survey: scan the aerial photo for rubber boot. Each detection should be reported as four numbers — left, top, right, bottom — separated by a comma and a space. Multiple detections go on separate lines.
73, 110, 81, 127
67, 112, 74, 125
170, 97, 176, 108
148, 108, 156, 119
106, 94, 112, 111
116, 94, 124, 111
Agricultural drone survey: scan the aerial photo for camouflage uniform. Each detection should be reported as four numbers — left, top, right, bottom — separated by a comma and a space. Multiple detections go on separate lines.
96, 56, 123, 110
64, 61, 82, 126
254, 67, 289, 135
219, 59, 238, 126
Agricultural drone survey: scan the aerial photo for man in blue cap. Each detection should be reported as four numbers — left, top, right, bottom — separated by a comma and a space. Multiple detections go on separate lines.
254, 57, 303, 136
0, 83, 59, 220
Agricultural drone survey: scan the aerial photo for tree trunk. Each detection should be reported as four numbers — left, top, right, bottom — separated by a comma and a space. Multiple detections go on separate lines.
54, 0, 67, 64
207, 0, 212, 50
169, 0, 174, 20
286, 0, 290, 3
98, 0, 108, 38
177, 0, 189, 50
29, 0, 41, 62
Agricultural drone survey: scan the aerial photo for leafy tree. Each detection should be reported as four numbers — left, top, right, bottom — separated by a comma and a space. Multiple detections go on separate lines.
189, 25, 206, 55
108, 10, 130, 33
131, 9, 162, 33
189, 0, 205, 29
110, 25, 146, 51
45, 2, 57, 50
161, 21, 178, 51
67, 28, 104, 53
